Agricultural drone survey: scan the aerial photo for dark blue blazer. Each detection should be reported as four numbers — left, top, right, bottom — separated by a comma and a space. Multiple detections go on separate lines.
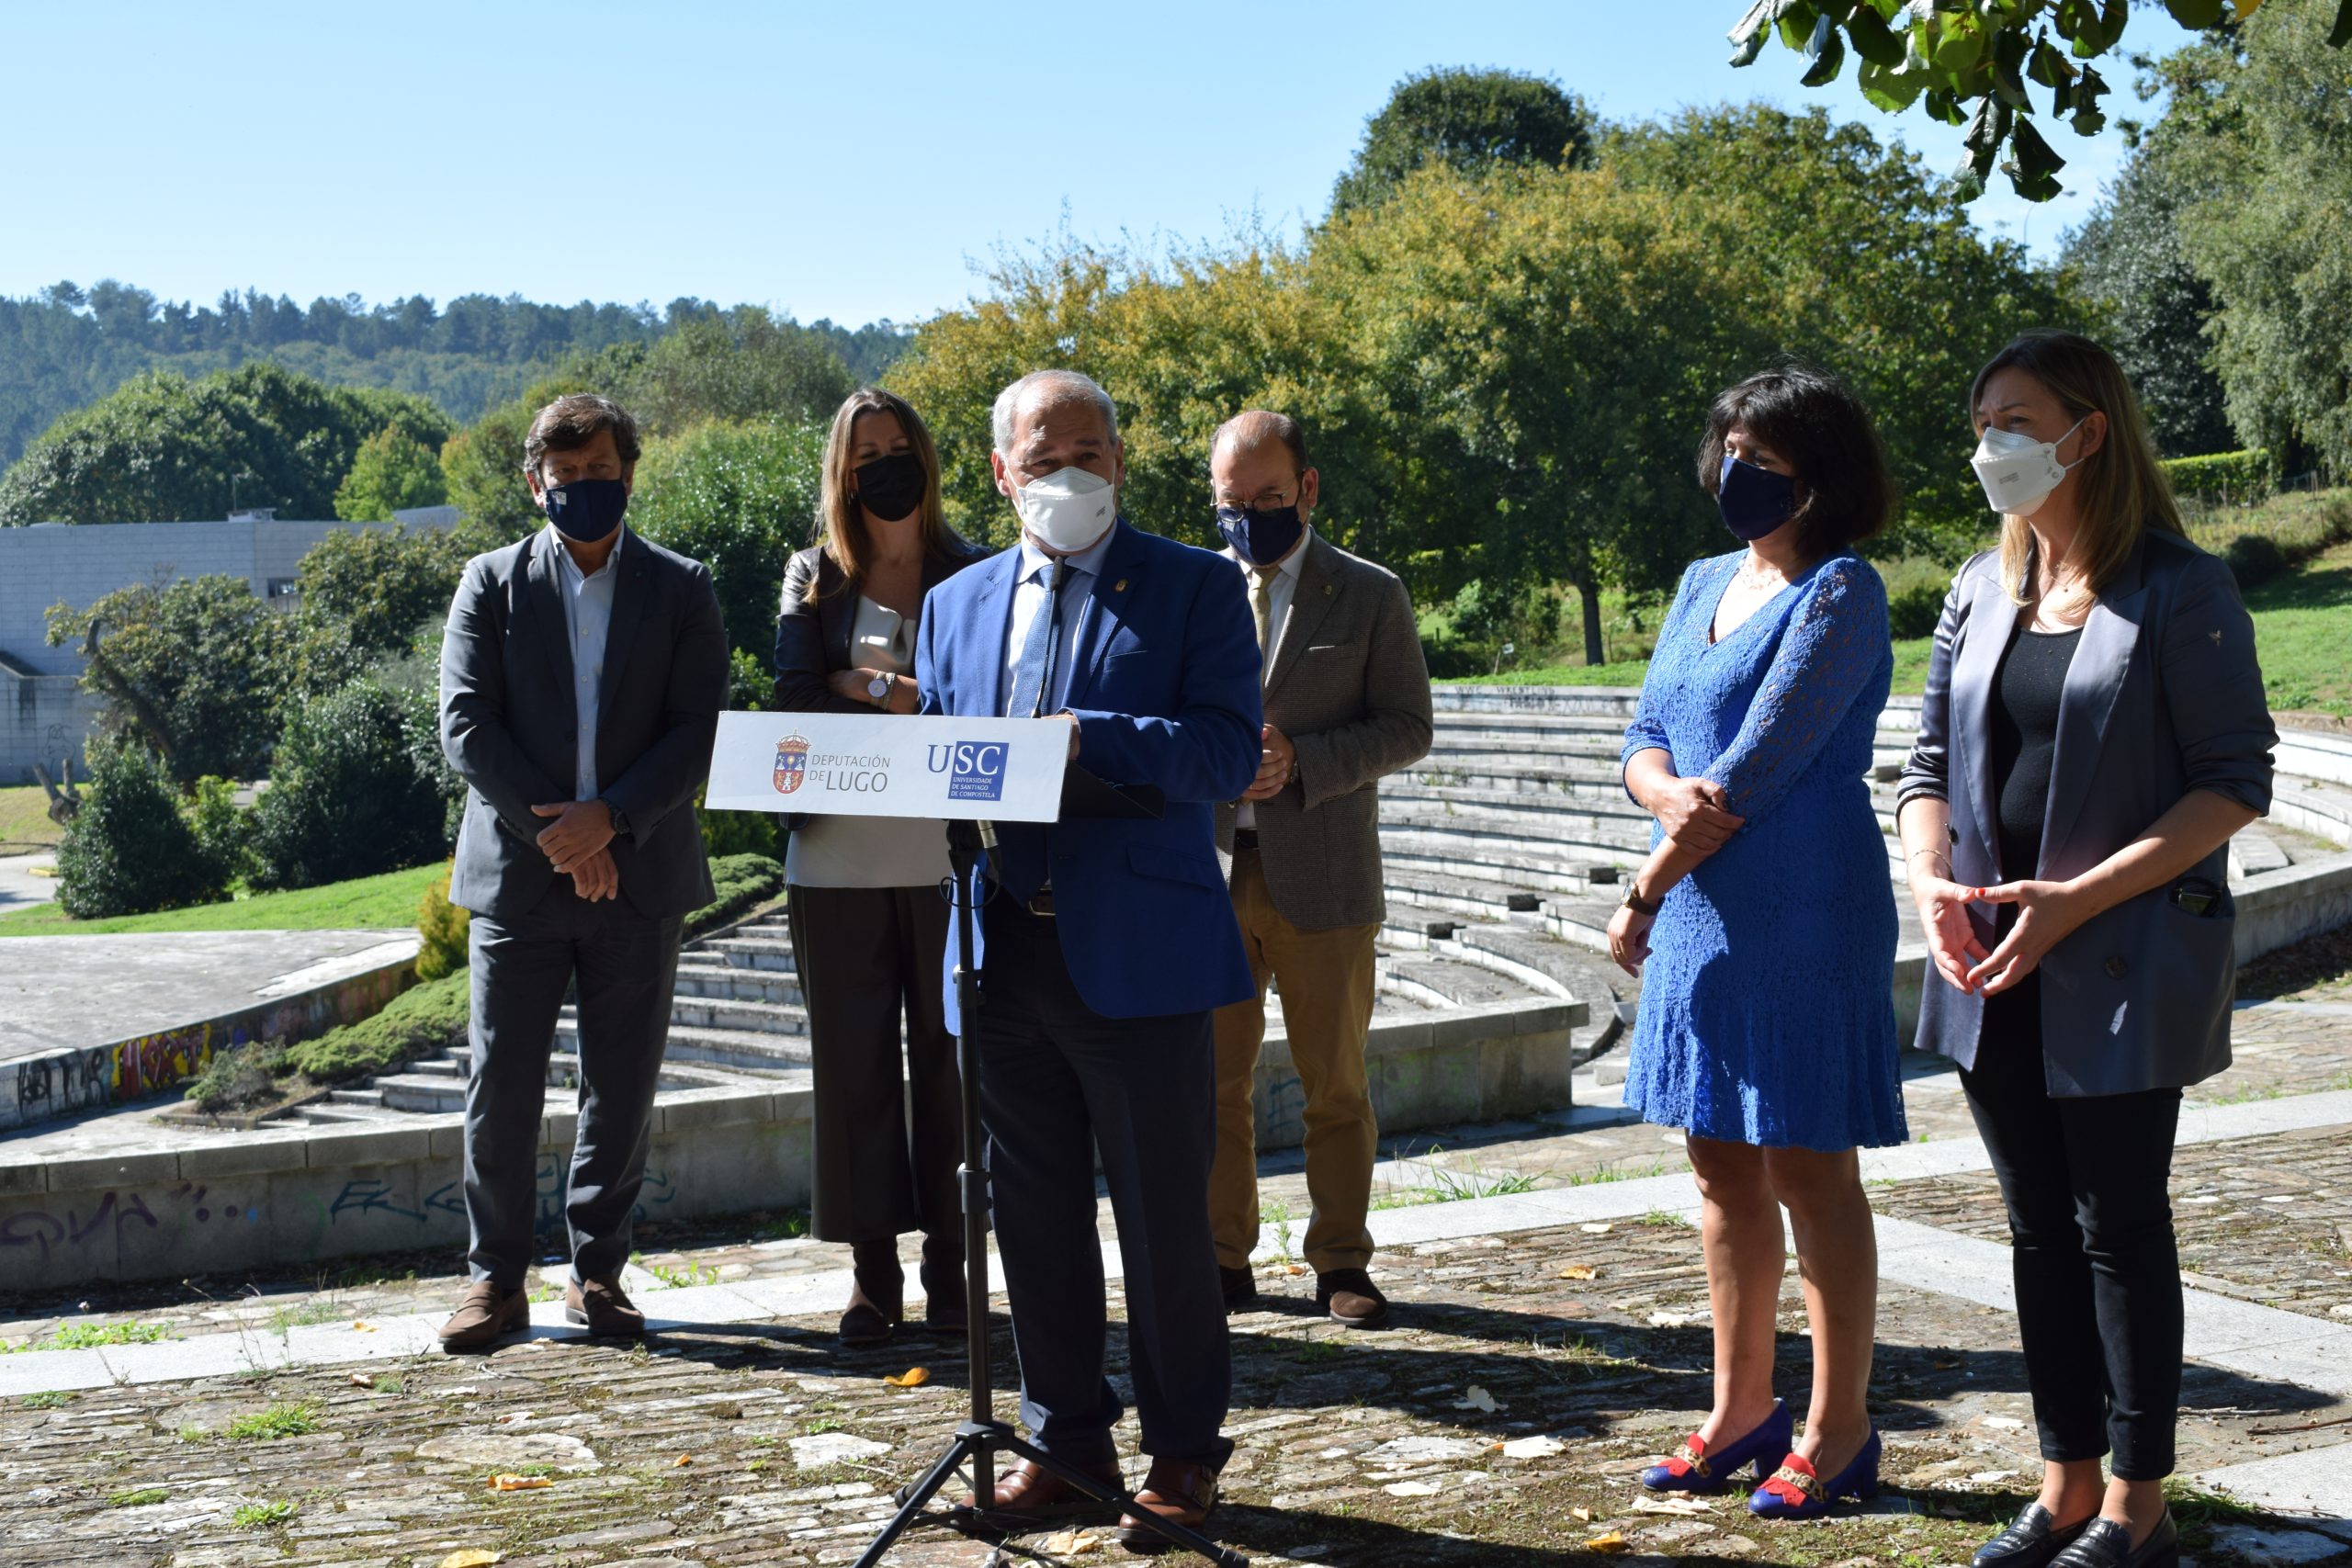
915, 519, 1263, 1022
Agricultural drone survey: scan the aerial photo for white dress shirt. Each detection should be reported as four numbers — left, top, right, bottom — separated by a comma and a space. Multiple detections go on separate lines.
1230, 526, 1312, 829
1004, 524, 1121, 715
548, 524, 624, 802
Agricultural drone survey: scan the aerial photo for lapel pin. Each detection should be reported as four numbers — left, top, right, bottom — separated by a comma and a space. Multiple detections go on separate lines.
1114, 579, 1128, 592
2208, 628, 2221, 645
1324, 583, 1335, 596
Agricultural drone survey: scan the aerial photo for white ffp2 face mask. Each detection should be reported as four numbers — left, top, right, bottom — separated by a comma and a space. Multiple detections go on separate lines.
1016, 466, 1118, 554
1970, 417, 2086, 518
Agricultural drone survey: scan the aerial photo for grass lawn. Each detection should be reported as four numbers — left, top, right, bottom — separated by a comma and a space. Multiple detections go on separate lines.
1444, 535, 2352, 717
0, 785, 66, 856
0, 862, 440, 937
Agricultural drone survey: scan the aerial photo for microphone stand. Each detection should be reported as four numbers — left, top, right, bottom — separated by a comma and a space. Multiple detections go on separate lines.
850, 817, 1246, 1568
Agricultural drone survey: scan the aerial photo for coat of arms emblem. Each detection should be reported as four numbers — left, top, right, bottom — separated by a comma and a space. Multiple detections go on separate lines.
772, 734, 811, 795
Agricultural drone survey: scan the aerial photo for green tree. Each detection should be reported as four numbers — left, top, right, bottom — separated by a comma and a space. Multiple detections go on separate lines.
438, 345, 645, 536
247, 679, 451, 890
1312, 163, 1755, 663
1603, 105, 2083, 559
623, 307, 854, 435
628, 420, 826, 660
53, 741, 228, 918
1736, 0, 2351, 204
0, 362, 452, 524
2164, 0, 2352, 473
1330, 67, 1595, 219
333, 423, 448, 520
45, 575, 292, 783
295, 521, 486, 665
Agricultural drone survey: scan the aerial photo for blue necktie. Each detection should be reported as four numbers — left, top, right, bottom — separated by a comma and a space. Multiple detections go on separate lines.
1007, 559, 1061, 717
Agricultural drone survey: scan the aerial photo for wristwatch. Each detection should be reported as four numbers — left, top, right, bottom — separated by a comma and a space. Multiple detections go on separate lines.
600, 797, 630, 840
867, 671, 895, 708
1619, 880, 1660, 917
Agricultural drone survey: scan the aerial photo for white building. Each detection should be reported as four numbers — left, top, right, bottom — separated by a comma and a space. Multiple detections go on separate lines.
0, 514, 420, 782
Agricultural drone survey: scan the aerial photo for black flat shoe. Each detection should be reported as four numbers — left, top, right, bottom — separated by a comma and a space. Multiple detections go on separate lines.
1975, 1502, 2091, 1568
2049, 1510, 2177, 1568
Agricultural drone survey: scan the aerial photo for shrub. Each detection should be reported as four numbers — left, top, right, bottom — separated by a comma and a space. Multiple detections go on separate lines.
182, 1040, 290, 1113
1887, 581, 1947, 640
414, 866, 469, 982
689, 852, 786, 939
2163, 448, 2276, 507
54, 742, 226, 918
2222, 531, 2290, 591
284, 969, 469, 1082
248, 679, 452, 891
184, 774, 254, 887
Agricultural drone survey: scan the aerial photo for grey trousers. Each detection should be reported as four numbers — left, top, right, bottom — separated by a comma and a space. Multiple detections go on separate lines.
463, 888, 684, 1289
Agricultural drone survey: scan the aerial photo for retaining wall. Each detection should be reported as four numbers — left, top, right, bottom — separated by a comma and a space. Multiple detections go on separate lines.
0, 940, 420, 1134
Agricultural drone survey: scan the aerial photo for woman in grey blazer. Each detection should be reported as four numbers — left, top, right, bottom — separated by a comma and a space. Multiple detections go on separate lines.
774, 388, 989, 1346
1897, 333, 2276, 1568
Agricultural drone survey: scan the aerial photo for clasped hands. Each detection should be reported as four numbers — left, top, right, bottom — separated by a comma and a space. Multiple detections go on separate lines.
531, 798, 618, 902
1912, 871, 2094, 998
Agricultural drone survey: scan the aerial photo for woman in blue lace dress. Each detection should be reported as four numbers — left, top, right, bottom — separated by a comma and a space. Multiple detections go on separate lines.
1608, 365, 1903, 1520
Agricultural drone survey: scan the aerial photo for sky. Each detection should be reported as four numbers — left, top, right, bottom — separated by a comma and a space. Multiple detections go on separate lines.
1, 1, 2196, 330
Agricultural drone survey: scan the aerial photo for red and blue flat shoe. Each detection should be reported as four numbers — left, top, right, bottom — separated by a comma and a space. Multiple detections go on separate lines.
1747, 1429, 1882, 1519
1639, 1400, 1792, 1494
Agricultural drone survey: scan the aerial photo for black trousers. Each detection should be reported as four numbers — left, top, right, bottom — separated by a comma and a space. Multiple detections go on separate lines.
464, 886, 684, 1290
976, 903, 1234, 1470
1960, 973, 2185, 1479
787, 883, 961, 1252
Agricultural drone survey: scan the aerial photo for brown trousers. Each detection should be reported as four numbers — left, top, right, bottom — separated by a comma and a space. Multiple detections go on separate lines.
787, 883, 961, 1248
1209, 848, 1381, 1274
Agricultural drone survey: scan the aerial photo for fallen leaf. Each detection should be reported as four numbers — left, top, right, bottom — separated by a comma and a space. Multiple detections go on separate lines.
1285, 1264, 1306, 1275
1634, 1495, 1713, 1516
1451, 1385, 1501, 1413
487, 1473, 552, 1492
351, 1321, 377, 1333
1558, 1264, 1598, 1280
1932, 1358, 1962, 1370
1585, 1530, 1630, 1552
436, 1552, 504, 1568
1571, 1506, 1593, 1522
1039, 1529, 1103, 1554
1502, 1436, 1566, 1459
1579, 1224, 1613, 1235
346, 1372, 373, 1389
673, 1453, 693, 1467
884, 1367, 930, 1388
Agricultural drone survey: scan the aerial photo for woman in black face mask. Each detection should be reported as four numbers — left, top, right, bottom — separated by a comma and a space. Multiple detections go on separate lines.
1610, 364, 1903, 1520
774, 389, 990, 1346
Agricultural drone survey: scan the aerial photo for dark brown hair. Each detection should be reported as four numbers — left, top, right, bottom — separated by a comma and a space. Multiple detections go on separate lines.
523, 393, 642, 475
1697, 363, 1895, 557
1211, 409, 1310, 474
807, 388, 966, 602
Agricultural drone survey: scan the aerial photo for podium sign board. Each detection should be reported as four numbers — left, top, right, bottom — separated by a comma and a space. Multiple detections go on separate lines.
705, 711, 1069, 824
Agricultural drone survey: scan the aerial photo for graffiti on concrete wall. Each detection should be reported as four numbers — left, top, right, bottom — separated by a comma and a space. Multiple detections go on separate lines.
0, 1166, 676, 1265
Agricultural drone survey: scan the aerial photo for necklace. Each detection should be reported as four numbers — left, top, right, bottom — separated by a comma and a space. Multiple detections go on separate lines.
1735, 554, 1781, 589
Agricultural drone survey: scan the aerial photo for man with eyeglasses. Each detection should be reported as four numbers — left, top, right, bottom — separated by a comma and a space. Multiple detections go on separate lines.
1204, 410, 1433, 1329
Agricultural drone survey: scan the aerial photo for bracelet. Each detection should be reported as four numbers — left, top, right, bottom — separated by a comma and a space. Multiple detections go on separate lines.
1906, 848, 1953, 876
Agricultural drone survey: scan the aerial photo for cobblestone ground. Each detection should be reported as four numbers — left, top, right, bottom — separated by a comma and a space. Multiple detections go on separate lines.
9, 1214, 2346, 1568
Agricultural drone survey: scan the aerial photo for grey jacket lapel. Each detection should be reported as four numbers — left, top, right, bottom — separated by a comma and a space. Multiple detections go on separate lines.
526, 529, 576, 699
1265, 535, 1340, 695
2040, 547, 2151, 868
1950, 565, 2015, 876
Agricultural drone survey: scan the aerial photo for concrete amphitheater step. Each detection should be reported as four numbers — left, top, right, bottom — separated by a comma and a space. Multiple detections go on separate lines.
1379, 952, 1550, 1010
700, 933, 797, 974
1384, 864, 1550, 922
673, 960, 801, 1008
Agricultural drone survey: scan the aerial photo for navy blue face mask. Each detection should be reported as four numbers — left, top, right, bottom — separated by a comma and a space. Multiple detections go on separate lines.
541, 477, 629, 541
1216, 502, 1306, 567
1716, 454, 1798, 541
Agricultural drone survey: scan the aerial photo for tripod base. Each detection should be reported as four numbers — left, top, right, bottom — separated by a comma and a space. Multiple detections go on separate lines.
852, 1419, 1246, 1568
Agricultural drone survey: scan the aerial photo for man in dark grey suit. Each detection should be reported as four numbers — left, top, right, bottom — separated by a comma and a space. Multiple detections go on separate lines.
435, 393, 728, 1349
1205, 411, 1432, 1328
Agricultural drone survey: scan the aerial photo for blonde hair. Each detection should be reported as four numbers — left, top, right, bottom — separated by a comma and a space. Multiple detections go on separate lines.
807, 388, 963, 602
1970, 331, 2184, 604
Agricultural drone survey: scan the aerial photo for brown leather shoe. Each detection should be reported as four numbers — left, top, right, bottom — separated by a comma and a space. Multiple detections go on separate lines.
1317, 1268, 1391, 1328
1117, 1456, 1217, 1550
437, 1280, 529, 1351
962, 1455, 1123, 1522
1219, 1265, 1258, 1312
564, 1275, 646, 1337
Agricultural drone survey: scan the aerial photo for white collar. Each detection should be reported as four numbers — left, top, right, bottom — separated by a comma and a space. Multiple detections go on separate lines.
1016, 520, 1120, 584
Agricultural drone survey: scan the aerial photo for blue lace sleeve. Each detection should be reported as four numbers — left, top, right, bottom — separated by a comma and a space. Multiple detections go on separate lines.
1620, 562, 1700, 798
1702, 557, 1889, 824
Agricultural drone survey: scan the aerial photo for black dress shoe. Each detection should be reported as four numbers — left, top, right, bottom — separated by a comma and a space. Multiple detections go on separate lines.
1975, 1502, 2091, 1568
1220, 1265, 1257, 1312
2049, 1510, 2178, 1568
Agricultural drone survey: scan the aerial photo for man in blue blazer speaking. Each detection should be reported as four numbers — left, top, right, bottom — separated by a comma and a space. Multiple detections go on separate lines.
914, 369, 1261, 1544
